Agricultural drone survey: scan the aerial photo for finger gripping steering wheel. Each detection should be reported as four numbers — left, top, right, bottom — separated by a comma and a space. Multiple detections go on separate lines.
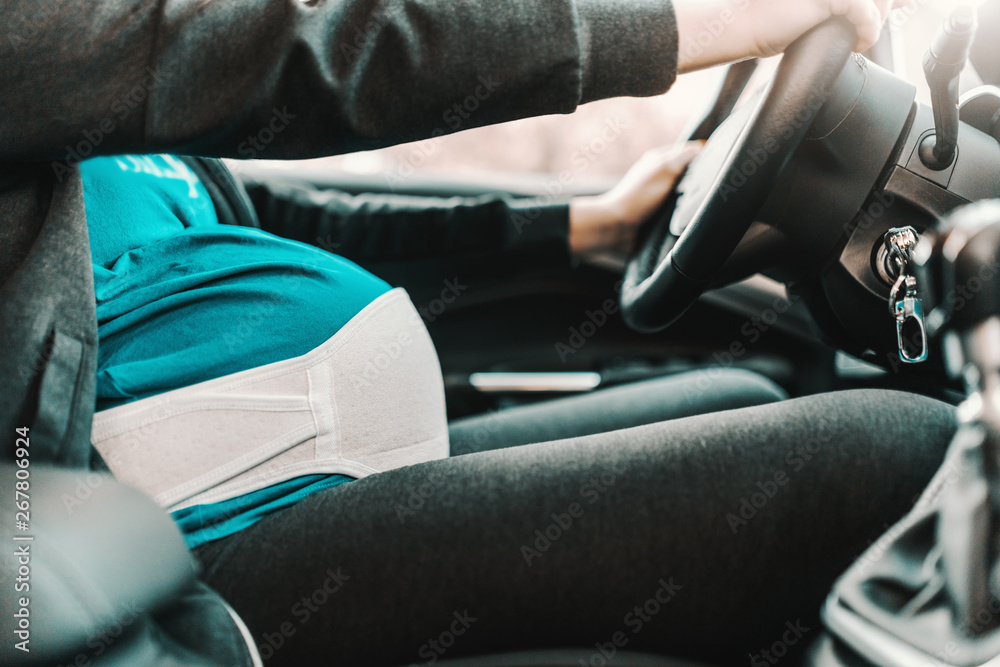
620, 18, 858, 333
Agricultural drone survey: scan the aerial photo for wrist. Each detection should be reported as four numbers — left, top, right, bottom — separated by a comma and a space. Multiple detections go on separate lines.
569, 195, 627, 257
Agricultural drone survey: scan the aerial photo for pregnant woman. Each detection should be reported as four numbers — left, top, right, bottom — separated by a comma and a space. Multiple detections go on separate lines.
0, 0, 948, 664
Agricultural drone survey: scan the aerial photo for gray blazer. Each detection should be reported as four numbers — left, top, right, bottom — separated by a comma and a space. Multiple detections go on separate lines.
0, 0, 678, 468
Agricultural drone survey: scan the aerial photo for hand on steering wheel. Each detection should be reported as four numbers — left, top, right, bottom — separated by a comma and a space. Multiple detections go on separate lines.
620, 17, 861, 332
569, 142, 705, 261
675, 0, 914, 73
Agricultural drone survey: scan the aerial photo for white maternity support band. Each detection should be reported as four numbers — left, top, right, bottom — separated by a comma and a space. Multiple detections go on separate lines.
90, 288, 449, 512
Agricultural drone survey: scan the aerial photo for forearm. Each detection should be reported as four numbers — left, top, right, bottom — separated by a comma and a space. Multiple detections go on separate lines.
674, 0, 899, 73
0, 0, 678, 164
245, 179, 571, 263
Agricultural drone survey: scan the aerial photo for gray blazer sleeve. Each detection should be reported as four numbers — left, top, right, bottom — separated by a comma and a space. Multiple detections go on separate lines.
0, 0, 677, 164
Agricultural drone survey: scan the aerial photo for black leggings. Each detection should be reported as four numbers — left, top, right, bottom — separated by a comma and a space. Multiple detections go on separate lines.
193, 389, 956, 666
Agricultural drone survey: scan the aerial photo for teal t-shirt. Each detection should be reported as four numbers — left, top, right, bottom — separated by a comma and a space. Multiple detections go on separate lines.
82, 155, 387, 547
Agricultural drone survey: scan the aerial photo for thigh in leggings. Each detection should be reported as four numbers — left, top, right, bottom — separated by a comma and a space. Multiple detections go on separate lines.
193, 390, 956, 666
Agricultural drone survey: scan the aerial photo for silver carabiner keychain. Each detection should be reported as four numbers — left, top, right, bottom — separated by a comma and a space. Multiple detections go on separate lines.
884, 227, 928, 364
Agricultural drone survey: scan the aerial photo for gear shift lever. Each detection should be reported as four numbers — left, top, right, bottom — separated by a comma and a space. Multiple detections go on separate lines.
812, 200, 1000, 667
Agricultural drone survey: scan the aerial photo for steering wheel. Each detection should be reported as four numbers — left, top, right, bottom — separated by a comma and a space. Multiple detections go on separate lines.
620, 18, 859, 332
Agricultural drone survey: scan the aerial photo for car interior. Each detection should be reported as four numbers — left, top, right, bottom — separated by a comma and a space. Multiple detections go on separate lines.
10, 1, 1000, 666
